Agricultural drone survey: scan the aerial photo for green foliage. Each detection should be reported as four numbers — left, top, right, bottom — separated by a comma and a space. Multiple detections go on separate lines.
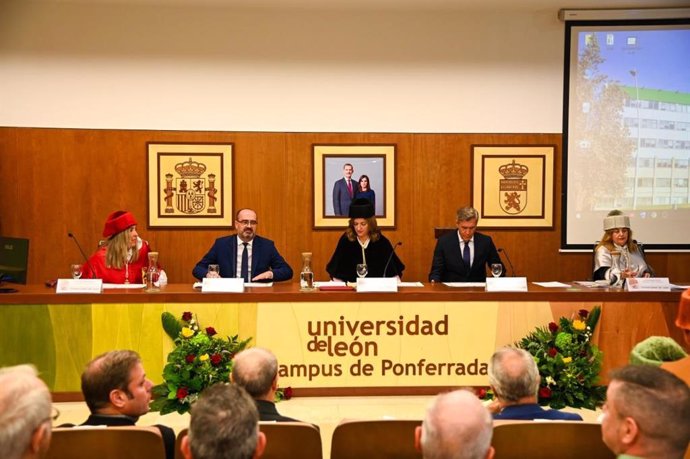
517, 306, 606, 410
570, 33, 635, 210
150, 312, 251, 415
161, 311, 182, 340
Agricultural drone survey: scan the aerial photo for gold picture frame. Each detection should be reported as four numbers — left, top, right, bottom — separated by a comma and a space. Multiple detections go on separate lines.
313, 144, 396, 229
147, 143, 233, 228
471, 145, 555, 228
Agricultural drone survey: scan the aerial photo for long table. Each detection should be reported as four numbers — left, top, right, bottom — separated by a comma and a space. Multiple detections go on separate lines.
0, 283, 684, 397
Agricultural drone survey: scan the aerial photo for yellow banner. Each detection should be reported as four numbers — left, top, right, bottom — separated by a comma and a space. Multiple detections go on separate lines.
256, 302, 499, 387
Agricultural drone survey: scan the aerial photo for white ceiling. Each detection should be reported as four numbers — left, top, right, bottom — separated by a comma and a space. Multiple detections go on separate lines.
31, 0, 690, 11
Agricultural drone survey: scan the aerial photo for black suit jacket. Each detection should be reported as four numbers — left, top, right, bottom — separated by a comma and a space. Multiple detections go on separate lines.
76, 414, 175, 459
256, 399, 301, 423
192, 234, 293, 281
429, 231, 502, 282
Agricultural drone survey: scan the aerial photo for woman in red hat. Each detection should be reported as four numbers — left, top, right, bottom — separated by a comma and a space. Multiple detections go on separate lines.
81, 210, 154, 284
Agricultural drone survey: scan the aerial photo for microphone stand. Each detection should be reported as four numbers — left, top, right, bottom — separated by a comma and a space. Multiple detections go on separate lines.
68, 232, 98, 278
497, 248, 516, 277
383, 241, 402, 277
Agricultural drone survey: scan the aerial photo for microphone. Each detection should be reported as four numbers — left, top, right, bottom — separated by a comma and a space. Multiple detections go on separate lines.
497, 248, 515, 277
383, 241, 402, 277
67, 232, 97, 278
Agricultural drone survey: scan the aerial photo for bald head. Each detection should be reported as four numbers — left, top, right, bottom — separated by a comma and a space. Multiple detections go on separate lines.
488, 347, 540, 403
232, 348, 278, 399
417, 390, 494, 459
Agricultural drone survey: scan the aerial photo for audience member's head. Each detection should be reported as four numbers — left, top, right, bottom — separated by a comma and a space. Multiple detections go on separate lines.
415, 390, 494, 459
602, 365, 690, 459
182, 383, 266, 459
488, 347, 539, 404
232, 347, 278, 401
0, 364, 53, 459
81, 349, 152, 420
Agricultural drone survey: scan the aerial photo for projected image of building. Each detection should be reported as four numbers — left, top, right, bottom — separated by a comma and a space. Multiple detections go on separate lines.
621, 87, 690, 209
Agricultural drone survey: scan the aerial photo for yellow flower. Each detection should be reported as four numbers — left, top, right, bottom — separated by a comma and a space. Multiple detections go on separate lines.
181, 327, 194, 338
199, 354, 209, 362
573, 320, 586, 331
562, 357, 572, 364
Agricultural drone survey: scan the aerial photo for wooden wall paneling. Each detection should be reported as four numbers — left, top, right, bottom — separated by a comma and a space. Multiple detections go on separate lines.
141, 130, 246, 283
1, 127, 689, 285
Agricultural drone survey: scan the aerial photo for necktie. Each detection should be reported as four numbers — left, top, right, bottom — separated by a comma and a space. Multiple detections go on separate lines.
240, 242, 249, 282
347, 180, 353, 197
463, 242, 471, 268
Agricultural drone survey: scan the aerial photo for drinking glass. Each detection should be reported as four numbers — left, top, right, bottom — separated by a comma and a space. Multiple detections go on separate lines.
490, 263, 503, 278
70, 264, 83, 279
356, 264, 368, 278
207, 264, 220, 277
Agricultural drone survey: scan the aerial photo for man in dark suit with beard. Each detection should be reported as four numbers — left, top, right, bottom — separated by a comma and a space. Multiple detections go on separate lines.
192, 208, 293, 282
332, 163, 358, 216
429, 206, 503, 283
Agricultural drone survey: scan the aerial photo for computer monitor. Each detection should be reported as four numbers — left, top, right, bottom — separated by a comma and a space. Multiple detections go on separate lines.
0, 237, 29, 284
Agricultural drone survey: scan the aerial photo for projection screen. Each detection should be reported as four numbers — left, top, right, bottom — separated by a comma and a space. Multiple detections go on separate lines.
562, 18, 690, 251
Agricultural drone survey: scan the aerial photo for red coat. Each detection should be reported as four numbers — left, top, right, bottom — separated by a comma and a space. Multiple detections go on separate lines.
82, 241, 151, 284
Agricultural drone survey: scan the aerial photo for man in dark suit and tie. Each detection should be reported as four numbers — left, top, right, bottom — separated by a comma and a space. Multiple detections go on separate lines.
429, 206, 503, 283
332, 163, 358, 216
192, 208, 293, 282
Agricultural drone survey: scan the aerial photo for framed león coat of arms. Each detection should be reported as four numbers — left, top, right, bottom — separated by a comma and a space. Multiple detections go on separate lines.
471, 145, 555, 228
147, 143, 233, 228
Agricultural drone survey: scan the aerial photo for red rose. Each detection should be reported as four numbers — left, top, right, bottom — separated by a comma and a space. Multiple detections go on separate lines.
206, 327, 217, 336
578, 309, 589, 318
538, 386, 552, 399
548, 347, 558, 358
185, 354, 195, 364
182, 311, 193, 321
283, 387, 293, 400
476, 387, 487, 399
548, 322, 559, 333
176, 387, 189, 399
210, 353, 222, 366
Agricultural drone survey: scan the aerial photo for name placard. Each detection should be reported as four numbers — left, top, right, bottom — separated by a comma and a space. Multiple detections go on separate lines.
202, 277, 244, 293
356, 277, 398, 293
485, 277, 528, 292
625, 277, 671, 292
56, 279, 103, 294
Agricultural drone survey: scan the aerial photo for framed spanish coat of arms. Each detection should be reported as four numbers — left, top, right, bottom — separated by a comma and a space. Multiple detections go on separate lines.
471, 145, 555, 229
147, 143, 233, 228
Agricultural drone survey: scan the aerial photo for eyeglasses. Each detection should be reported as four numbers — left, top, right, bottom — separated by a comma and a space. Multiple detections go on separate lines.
43, 406, 60, 424
236, 220, 258, 226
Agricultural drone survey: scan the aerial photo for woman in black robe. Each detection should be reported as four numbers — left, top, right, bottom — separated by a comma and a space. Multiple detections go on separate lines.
326, 198, 404, 282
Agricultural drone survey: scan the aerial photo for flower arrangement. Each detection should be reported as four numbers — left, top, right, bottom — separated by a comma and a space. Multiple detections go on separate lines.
150, 311, 251, 414
516, 306, 606, 410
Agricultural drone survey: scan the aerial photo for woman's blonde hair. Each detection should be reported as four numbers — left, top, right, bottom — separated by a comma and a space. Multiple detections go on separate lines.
105, 228, 138, 269
346, 217, 380, 243
596, 228, 638, 253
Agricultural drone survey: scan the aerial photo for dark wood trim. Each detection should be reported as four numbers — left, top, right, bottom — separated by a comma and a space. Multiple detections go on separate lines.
0, 283, 684, 305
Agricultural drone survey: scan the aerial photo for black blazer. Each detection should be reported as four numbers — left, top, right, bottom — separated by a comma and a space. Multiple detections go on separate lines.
428, 231, 502, 282
73, 414, 176, 459
256, 399, 301, 423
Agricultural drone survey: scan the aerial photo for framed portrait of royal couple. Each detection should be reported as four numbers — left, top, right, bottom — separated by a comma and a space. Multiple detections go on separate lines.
313, 144, 396, 229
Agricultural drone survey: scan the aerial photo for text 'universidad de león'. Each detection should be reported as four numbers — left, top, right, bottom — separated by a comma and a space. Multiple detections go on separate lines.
276, 314, 489, 381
